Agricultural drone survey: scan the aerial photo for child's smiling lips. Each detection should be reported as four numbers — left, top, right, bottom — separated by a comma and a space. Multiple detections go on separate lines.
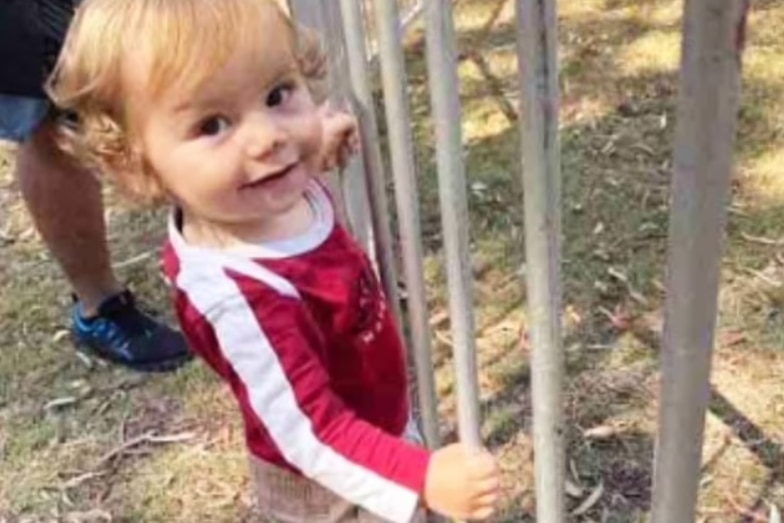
240, 163, 297, 190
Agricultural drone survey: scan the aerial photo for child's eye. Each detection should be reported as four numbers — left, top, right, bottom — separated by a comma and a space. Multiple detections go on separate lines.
266, 82, 295, 107
197, 115, 231, 136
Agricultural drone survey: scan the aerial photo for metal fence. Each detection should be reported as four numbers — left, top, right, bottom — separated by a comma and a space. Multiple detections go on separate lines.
361, 0, 423, 59
287, 0, 749, 521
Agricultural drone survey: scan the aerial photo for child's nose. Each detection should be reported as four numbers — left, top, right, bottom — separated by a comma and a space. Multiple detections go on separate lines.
245, 114, 286, 159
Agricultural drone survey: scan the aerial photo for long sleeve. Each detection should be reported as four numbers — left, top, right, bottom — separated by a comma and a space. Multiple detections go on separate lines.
180, 271, 430, 523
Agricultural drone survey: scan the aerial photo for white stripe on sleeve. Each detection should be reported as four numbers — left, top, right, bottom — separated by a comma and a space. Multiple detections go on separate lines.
178, 267, 420, 523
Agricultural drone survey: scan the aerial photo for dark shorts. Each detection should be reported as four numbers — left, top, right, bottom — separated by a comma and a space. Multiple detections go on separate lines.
0, 95, 50, 142
0, 1, 75, 142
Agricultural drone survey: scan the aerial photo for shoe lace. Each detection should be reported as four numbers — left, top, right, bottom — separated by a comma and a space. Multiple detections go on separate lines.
96, 291, 157, 341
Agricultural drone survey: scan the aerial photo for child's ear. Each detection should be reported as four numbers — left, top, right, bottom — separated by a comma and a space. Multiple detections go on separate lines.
135, 156, 169, 206
115, 143, 168, 206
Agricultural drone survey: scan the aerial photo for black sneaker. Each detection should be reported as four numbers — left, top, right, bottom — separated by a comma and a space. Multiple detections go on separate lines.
71, 290, 191, 373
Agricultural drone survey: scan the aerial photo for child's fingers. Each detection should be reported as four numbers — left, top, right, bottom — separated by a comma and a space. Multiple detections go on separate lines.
349, 135, 360, 155
329, 112, 358, 136
336, 151, 348, 170
469, 504, 497, 521
468, 452, 498, 479
473, 488, 501, 509
474, 475, 501, 498
340, 143, 354, 165
323, 152, 337, 171
337, 140, 357, 169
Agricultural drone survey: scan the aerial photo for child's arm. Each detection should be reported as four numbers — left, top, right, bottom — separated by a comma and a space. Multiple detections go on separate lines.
189, 276, 499, 522
195, 281, 428, 523
185, 266, 498, 523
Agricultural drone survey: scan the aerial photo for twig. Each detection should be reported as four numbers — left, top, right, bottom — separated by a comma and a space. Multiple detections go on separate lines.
585, 344, 613, 351
434, 330, 453, 348
94, 431, 155, 469
92, 395, 116, 418
740, 232, 784, 246
742, 267, 783, 287
63, 509, 112, 523
44, 397, 79, 411
62, 471, 108, 490
726, 494, 768, 523
728, 205, 750, 217
147, 432, 197, 444
94, 430, 197, 469
112, 251, 154, 270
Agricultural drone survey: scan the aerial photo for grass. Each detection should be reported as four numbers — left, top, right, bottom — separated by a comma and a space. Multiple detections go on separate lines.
2, 0, 784, 521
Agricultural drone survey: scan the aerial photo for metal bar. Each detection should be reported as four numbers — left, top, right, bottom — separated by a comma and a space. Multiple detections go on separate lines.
338, 0, 404, 330
363, 0, 425, 65
651, 1, 749, 522
423, 0, 481, 448
372, 0, 441, 450
288, 0, 374, 254
514, 0, 565, 521
400, 1, 425, 29
320, 5, 377, 257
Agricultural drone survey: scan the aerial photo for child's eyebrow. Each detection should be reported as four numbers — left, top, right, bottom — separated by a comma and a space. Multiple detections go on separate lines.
169, 62, 300, 115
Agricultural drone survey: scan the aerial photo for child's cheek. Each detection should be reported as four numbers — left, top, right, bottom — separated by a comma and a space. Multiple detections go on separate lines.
305, 114, 325, 162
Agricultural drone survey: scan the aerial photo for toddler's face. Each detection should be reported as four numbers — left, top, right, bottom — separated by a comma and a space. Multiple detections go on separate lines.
126, 4, 323, 232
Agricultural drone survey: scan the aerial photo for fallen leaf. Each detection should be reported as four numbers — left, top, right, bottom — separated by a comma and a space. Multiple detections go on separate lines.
599, 306, 632, 331
569, 459, 581, 485
52, 329, 71, 343
770, 503, 781, 523
583, 425, 619, 440
517, 330, 530, 352
64, 509, 112, 523
628, 289, 649, 306
75, 352, 94, 369
44, 397, 78, 411
720, 331, 747, 347
566, 478, 584, 498
607, 267, 629, 284
428, 310, 449, 328
572, 482, 604, 516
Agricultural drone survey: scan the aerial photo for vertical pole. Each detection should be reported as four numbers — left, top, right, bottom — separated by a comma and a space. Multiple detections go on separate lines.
372, 0, 441, 449
515, 1, 565, 521
423, 0, 481, 447
288, 0, 374, 256
337, 0, 403, 325
652, 1, 748, 522
320, 4, 377, 259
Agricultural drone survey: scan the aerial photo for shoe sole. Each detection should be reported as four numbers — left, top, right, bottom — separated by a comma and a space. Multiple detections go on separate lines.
73, 337, 193, 374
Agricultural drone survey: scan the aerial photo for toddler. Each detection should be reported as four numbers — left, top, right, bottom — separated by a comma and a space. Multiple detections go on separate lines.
49, 0, 500, 521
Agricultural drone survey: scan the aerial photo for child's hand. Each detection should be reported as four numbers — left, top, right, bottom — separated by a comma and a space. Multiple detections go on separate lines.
318, 102, 360, 172
424, 443, 500, 521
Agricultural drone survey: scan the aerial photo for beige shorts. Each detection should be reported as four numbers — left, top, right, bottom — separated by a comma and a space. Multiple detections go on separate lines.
250, 420, 428, 523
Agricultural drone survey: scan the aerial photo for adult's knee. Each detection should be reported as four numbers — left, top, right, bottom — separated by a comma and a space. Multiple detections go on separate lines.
15, 119, 92, 191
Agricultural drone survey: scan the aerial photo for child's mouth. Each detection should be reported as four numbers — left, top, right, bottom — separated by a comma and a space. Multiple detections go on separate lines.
241, 164, 296, 190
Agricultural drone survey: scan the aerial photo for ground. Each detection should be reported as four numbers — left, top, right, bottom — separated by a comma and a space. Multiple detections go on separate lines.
1, 0, 783, 521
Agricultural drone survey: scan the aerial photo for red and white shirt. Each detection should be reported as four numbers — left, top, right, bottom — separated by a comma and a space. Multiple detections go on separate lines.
162, 182, 430, 523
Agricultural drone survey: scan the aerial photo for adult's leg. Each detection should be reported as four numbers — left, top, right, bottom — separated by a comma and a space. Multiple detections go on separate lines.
12, 113, 189, 372
15, 118, 120, 316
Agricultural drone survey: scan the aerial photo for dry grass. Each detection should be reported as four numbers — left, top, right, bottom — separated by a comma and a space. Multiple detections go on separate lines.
1, 0, 783, 521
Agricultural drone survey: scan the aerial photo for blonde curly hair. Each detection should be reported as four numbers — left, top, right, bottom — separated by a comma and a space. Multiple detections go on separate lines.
47, 0, 327, 205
